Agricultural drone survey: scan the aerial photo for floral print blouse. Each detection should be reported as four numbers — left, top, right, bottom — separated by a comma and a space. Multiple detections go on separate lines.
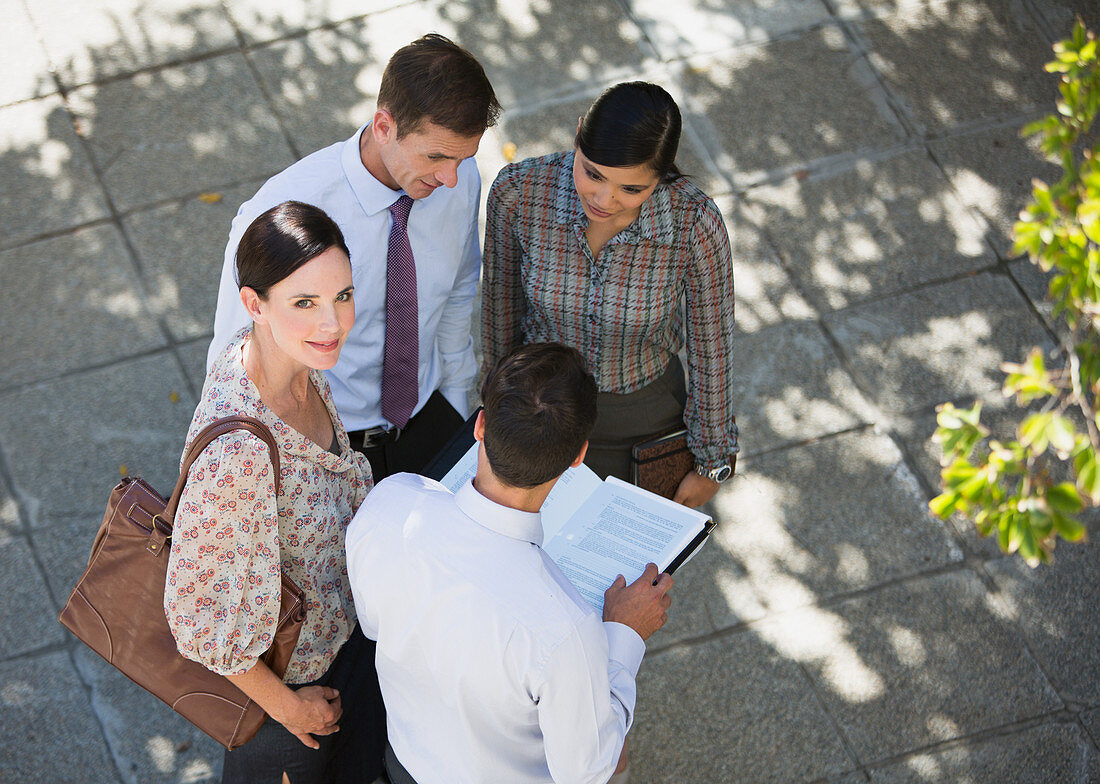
165, 327, 373, 682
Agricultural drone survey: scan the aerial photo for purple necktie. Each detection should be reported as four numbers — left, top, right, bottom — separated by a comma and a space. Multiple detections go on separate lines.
381, 195, 419, 429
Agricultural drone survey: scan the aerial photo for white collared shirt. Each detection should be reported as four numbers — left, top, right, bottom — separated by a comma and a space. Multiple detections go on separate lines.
208, 125, 481, 431
346, 474, 646, 784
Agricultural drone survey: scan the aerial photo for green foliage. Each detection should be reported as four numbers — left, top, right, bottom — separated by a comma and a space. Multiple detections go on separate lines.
930, 20, 1100, 566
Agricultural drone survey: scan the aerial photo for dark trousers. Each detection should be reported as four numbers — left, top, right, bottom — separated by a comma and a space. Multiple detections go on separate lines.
349, 390, 464, 480
585, 357, 688, 481
221, 627, 385, 784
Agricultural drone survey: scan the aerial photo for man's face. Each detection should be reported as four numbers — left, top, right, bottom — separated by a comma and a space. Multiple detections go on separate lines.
375, 117, 483, 199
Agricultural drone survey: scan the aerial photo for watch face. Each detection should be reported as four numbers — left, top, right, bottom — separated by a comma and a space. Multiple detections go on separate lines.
712, 465, 733, 483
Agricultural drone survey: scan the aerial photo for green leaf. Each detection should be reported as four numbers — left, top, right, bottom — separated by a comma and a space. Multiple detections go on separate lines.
1076, 448, 1100, 503
1018, 521, 1041, 566
1048, 415, 1077, 456
1018, 412, 1054, 455
929, 492, 959, 519
1052, 511, 1087, 542
1047, 481, 1084, 513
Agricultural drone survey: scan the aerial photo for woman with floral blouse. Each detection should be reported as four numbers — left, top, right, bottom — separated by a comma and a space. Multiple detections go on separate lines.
164, 201, 383, 783
482, 82, 739, 511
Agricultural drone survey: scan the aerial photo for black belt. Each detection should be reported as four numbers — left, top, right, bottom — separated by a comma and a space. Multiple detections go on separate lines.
350, 425, 403, 449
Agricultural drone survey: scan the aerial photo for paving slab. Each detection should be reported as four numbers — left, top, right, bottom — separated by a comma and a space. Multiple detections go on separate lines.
31, 516, 105, 607
226, 0, 407, 45
0, 651, 119, 784
25, 0, 237, 88
431, 0, 658, 109
124, 183, 260, 341
0, 224, 167, 390
705, 430, 960, 624
781, 569, 1062, 763
824, 272, 1055, 414
928, 123, 1062, 259
1027, 0, 1100, 36
866, 722, 1100, 783
728, 319, 873, 454
0, 2, 55, 107
177, 338, 214, 394
0, 474, 19, 540
986, 536, 1100, 706
0, 353, 197, 522
714, 194, 816, 334
743, 149, 992, 311
626, 0, 832, 60
680, 25, 904, 184
1081, 707, 1100, 748
1006, 257, 1071, 344
855, 0, 1056, 134
0, 535, 66, 656
247, 20, 381, 158
73, 646, 223, 784
633, 632, 855, 784
69, 53, 294, 213
0, 96, 110, 250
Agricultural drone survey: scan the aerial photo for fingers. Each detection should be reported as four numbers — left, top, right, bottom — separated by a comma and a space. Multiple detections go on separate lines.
292, 730, 320, 750
633, 563, 659, 587
319, 686, 340, 702
653, 571, 674, 595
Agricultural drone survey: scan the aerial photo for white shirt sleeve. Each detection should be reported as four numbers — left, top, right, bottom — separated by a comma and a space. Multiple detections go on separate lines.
435, 170, 482, 419
536, 614, 646, 784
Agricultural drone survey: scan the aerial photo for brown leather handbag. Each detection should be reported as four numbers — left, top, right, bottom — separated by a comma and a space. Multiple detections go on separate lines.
58, 416, 306, 750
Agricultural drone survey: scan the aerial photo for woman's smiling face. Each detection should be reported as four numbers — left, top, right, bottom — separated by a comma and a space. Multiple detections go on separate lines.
249, 245, 355, 371
571, 148, 660, 227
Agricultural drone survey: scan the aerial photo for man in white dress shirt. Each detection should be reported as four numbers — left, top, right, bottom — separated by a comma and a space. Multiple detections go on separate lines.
346, 343, 674, 784
208, 33, 501, 479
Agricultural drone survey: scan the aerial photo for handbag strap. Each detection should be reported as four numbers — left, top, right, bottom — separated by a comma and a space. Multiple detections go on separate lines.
162, 415, 281, 523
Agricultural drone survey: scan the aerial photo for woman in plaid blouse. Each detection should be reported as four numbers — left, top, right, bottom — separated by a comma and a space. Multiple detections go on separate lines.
482, 82, 738, 510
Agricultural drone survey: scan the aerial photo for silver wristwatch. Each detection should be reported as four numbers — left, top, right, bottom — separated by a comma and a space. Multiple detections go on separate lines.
696, 463, 733, 483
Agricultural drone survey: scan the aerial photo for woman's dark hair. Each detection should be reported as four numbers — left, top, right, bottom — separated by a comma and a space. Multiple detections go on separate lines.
575, 81, 683, 182
235, 201, 350, 298
479, 343, 598, 488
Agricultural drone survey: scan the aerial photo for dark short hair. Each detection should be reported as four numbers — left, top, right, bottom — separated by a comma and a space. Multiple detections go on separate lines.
235, 201, 350, 298
575, 81, 683, 182
378, 33, 501, 139
480, 343, 598, 488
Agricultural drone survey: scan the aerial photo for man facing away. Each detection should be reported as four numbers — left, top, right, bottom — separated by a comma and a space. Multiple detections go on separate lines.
208, 33, 501, 480
346, 342, 674, 784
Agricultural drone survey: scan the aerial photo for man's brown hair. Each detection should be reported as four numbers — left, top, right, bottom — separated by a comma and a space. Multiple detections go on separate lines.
480, 343, 598, 488
378, 33, 501, 139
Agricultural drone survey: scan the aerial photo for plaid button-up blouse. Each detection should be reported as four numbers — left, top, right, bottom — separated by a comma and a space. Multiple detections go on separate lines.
482, 152, 738, 470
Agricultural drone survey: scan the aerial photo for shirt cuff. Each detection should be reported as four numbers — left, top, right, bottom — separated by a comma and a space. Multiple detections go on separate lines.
603, 621, 646, 675
439, 386, 473, 420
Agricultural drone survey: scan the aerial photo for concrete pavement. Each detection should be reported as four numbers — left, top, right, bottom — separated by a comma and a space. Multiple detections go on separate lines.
2, 0, 1099, 781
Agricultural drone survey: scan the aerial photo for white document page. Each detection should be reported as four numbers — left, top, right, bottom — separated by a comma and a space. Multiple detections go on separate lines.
539, 462, 603, 540
439, 443, 479, 493
543, 478, 708, 613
